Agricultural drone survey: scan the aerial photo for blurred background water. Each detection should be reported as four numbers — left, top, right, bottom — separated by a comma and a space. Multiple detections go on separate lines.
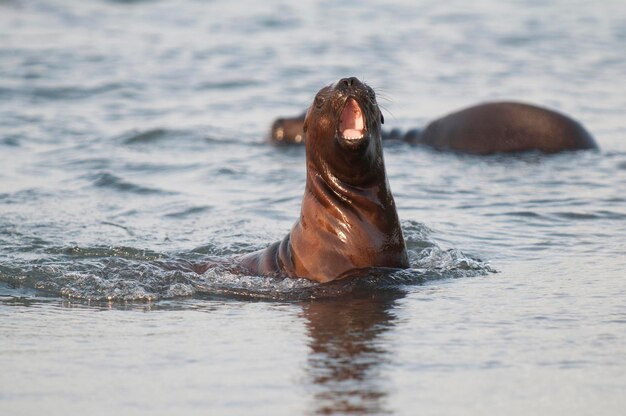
1, 0, 625, 415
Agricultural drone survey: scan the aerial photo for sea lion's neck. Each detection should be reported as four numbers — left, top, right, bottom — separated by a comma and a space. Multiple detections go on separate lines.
288, 162, 407, 282
307, 165, 392, 214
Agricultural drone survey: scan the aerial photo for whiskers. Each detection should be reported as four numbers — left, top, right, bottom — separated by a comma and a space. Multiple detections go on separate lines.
372, 86, 396, 122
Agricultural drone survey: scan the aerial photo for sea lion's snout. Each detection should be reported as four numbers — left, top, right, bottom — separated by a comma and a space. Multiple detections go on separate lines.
338, 76, 361, 89
334, 77, 366, 99
332, 77, 374, 149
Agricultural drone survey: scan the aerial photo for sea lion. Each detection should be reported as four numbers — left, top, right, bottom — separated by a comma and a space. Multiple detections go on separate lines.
242, 77, 409, 283
414, 101, 597, 154
268, 101, 597, 153
270, 112, 306, 144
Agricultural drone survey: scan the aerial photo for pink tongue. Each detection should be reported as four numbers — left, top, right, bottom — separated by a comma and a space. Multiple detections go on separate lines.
340, 98, 364, 137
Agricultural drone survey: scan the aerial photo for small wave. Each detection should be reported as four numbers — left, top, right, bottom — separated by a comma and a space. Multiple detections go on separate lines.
66, 157, 110, 170
27, 82, 127, 100
553, 211, 626, 221
195, 268, 423, 301
401, 220, 495, 278
32, 260, 200, 302
163, 205, 212, 219
116, 127, 225, 149
193, 266, 318, 300
1, 136, 20, 147
401, 220, 438, 250
44, 245, 165, 260
1, 242, 493, 303
119, 128, 172, 145
410, 247, 495, 278
0, 188, 54, 205
117, 127, 207, 146
498, 34, 535, 47
485, 210, 626, 221
191, 240, 263, 257
105, 0, 155, 4
499, 211, 543, 218
197, 80, 261, 90
91, 172, 172, 195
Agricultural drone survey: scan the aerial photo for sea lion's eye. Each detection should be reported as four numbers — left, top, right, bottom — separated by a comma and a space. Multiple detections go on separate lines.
381, 112, 385, 124
315, 96, 325, 109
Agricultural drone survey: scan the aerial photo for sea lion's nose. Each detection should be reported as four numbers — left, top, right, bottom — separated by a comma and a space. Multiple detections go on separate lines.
339, 77, 360, 88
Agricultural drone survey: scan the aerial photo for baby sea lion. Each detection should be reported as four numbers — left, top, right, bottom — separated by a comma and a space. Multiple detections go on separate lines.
268, 101, 597, 153
270, 112, 306, 144
242, 77, 409, 283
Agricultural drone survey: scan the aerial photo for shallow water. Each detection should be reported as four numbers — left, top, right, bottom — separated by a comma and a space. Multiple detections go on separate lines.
1, 0, 626, 415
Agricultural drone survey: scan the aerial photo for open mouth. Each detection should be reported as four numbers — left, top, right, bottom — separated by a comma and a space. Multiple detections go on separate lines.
339, 97, 366, 142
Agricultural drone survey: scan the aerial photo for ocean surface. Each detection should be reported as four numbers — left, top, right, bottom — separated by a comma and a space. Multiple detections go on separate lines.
1, 0, 626, 415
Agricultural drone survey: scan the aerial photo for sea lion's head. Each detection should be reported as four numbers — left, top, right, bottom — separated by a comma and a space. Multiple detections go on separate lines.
269, 113, 306, 145
303, 77, 385, 185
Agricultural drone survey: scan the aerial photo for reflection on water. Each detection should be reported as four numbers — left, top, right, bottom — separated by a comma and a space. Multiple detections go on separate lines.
301, 289, 403, 415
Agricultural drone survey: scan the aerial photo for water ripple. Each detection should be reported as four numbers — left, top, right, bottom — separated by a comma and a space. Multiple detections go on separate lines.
163, 205, 213, 219
553, 211, 626, 221
197, 80, 261, 90
119, 128, 173, 145
0, 241, 493, 303
90, 172, 174, 195
0, 82, 137, 101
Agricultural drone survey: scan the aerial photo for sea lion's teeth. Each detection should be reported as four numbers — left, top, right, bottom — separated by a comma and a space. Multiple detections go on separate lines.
343, 133, 364, 141
342, 128, 365, 140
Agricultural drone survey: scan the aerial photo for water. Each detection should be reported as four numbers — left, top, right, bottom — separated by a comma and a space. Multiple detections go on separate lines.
1, 0, 625, 414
